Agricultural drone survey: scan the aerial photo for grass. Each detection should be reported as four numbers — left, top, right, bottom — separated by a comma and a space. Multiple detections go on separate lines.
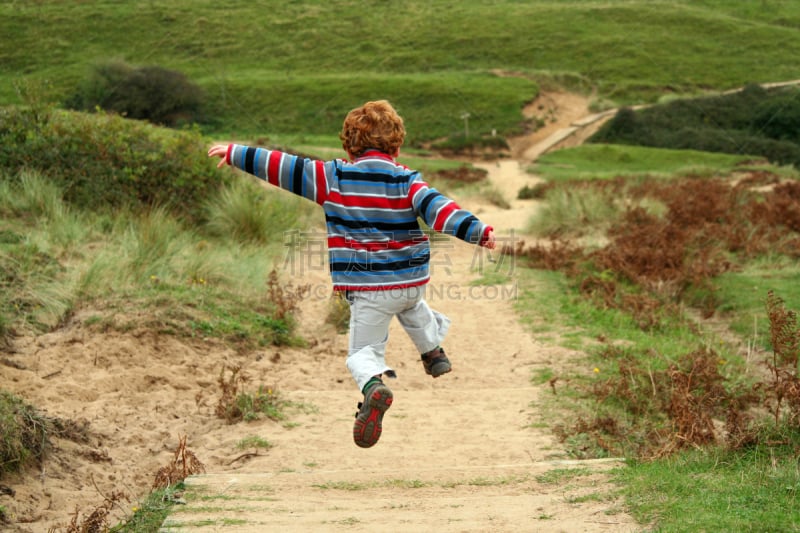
714, 259, 800, 350
532, 144, 761, 182
615, 442, 800, 532
5, 2, 800, 141
235, 436, 273, 451
535, 468, 592, 485
515, 269, 707, 361
0, 169, 314, 348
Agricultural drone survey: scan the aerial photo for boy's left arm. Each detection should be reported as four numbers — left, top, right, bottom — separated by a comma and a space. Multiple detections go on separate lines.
410, 177, 495, 248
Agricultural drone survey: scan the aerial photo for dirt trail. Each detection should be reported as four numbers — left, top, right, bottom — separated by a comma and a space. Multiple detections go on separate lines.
0, 93, 637, 532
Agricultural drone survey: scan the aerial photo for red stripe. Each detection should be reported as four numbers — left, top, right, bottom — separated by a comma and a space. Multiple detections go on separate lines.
267, 151, 282, 186
433, 201, 459, 232
334, 279, 430, 292
315, 160, 327, 204
327, 236, 427, 251
327, 190, 411, 210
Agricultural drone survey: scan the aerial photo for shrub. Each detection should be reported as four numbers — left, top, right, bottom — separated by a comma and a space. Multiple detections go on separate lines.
0, 391, 48, 476
66, 60, 205, 127
0, 106, 230, 219
589, 85, 800, 168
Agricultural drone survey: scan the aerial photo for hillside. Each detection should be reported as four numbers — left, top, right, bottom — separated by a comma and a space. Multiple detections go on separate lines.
3, 1, 800, 140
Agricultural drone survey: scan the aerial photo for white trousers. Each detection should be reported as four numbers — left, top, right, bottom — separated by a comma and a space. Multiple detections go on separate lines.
345, 287, 451, 392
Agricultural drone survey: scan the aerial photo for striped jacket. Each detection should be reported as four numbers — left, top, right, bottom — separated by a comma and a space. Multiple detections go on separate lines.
225, 144, 493, 291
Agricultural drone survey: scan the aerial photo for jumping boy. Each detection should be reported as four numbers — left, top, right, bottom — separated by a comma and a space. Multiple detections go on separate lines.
208, 100, 496, 448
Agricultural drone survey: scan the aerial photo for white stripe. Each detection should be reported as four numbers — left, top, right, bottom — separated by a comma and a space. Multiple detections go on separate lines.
410, 184, 429, 208
277, 153, 288, 189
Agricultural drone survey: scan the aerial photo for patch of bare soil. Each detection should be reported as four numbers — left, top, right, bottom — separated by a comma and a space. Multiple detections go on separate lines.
0, 91, 637, 532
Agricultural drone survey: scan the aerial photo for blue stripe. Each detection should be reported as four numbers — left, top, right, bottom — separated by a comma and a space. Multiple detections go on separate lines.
329, 266, 429, 277
423, 192, 445, 223
330, 253, 430, 266
338, 179, 405, 188
343, 166, 400, 176
326, 212, 417, 225
255, 149, 264, 179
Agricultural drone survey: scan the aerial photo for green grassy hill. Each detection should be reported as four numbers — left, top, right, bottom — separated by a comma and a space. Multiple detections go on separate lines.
3, 1, 800, 140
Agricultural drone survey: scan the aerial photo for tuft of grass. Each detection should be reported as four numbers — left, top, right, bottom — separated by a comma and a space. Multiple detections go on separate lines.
0, 390, 48, 476
535, 467, 592, 485
203, 178, 316, 246
312, 481, 367, 491
526, 185, 624, 239
480, 186, 511, 209
110, 483, 186, 533
235, 436, 273, 451
214, 365, 315, 424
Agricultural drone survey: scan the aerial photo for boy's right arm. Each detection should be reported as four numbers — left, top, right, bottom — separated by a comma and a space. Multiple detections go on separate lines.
208, 143, 332, 205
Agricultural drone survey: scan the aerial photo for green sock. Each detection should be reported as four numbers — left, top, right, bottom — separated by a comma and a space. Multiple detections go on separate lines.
361, 376, 382, 395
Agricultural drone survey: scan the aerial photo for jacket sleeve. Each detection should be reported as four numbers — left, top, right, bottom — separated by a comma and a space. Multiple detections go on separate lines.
409, 174, 493, 246
226, 144, 333, 205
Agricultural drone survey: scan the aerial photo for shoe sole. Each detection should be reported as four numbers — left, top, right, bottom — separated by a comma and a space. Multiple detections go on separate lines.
353, 385, 393, 448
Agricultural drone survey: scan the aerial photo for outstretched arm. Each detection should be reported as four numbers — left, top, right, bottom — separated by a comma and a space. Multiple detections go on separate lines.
208, 143, 332, 205
410, 176, 495, 248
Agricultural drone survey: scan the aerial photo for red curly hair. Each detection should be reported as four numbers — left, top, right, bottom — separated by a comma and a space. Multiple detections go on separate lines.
340, 100, 406, 159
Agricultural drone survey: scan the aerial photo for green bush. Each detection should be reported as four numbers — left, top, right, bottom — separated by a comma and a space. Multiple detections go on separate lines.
753, 92, 800, 144
589, 84, 800, 167
65, 60, 205, 127
0, 106, 230, 219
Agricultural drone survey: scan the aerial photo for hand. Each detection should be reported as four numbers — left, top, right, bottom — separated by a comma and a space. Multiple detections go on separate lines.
208, 144, 230, 168
483, 230, 496, 250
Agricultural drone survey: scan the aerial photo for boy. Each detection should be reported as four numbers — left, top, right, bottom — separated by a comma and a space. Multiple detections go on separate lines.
208, 100, 495, 448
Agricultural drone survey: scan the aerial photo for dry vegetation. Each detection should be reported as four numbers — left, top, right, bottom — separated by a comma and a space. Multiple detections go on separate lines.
510, 169, 800, 458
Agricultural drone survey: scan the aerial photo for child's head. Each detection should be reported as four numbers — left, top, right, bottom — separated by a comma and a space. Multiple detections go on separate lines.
340, 100, 405, 159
